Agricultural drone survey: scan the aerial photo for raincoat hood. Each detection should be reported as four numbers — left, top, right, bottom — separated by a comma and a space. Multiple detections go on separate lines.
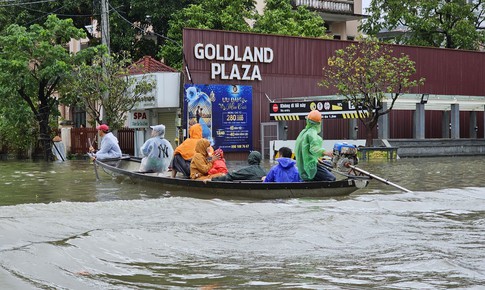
195, 139, 211, 157
247, 151, 262, 165
306, 118, 322, 134
150, 124, 166, 138
189, 123, 203, 139
276, 157, 296, 169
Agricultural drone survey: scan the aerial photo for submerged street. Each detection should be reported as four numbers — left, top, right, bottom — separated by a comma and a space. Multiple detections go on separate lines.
1, 157, 484, 288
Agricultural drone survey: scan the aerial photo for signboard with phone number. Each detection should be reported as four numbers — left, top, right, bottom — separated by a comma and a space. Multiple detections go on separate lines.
270, 100, 368, 120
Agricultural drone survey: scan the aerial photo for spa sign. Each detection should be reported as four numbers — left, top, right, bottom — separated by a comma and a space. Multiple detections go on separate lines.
193, 43, 273, 81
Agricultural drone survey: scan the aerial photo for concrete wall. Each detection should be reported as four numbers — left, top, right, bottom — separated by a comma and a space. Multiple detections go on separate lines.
388, 139, 485, 157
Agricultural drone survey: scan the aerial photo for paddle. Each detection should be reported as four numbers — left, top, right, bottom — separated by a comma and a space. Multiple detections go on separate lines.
88, 138, 100, 180
346, 164, 412, 193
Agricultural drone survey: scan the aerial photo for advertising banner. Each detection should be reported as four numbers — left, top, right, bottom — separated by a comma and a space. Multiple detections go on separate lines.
184, 84, 253, 152
270, 99, 368, 120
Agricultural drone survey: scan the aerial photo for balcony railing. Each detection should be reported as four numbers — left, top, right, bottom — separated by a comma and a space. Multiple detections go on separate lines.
293, 0, 354, 14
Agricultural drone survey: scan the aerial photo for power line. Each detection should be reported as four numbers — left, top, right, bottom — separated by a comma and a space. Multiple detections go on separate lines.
0, 0, 58, 7
108, 3, 181, 48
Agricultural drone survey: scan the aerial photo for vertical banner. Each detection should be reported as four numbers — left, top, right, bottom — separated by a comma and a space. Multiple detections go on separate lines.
184, 84, 253, 152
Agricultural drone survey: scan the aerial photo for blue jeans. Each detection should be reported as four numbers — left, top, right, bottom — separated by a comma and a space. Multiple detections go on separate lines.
312, 163, 336, 181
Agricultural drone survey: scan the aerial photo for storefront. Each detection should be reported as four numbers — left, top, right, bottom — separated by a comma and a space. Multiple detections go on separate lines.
182, 28, 485, 159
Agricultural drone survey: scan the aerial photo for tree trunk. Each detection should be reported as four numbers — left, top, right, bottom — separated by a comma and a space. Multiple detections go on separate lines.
365, 119, 378, 147
37, 103, 53, 161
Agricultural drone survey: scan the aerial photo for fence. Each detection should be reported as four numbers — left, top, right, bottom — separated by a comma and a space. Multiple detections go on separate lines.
70, 127, 134, 156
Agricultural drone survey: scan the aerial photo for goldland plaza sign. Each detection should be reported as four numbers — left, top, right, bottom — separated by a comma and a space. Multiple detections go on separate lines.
193, 43, 273, 81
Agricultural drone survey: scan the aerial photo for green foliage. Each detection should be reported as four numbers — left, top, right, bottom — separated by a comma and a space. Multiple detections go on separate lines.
0, 15, 90, 160
160, 0, 328, 69
0, 87, 36, 155
160, 0, 256, 69
320, 37, 425, 146
253, 0, 328, 37
361, 0, 485, 50
61, 52, 156, 131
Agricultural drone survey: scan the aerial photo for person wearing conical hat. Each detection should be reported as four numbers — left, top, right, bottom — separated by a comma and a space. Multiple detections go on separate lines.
294, 110, 335, 182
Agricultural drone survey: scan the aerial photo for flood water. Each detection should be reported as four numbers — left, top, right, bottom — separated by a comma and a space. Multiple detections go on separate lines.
1, 157, 485, 289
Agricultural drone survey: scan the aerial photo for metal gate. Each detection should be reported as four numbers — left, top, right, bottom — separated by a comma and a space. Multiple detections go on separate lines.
260, 122, 279, 160
157, 112, 177, 148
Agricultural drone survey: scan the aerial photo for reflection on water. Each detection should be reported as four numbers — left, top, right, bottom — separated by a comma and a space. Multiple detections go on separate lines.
1, 157, 485, 288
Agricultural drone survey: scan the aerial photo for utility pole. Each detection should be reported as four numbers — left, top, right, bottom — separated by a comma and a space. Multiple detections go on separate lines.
100, 0, 110, 125
100, 0, 110, 53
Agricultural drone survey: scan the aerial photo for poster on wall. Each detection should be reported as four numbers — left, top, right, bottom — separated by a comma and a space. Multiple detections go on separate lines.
184, 84, 253, 152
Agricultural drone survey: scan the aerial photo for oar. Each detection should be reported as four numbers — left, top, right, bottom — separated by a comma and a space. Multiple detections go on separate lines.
88, 138, 100, 180
346, 164, 412, 193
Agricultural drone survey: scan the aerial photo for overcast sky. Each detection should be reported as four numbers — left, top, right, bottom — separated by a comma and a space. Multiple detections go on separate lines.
362, 0, 371, 12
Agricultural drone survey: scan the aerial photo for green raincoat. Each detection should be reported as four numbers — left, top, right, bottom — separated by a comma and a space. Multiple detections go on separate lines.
294, 119, 325, 181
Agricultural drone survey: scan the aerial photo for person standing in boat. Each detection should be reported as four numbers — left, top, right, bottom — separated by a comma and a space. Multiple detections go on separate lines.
294, 110, 336, 182
139, 124, 174, 173
171, 123, 202, 178
211, 151, 266, 181
89, 124, 122, 160
263, 147, 301, 182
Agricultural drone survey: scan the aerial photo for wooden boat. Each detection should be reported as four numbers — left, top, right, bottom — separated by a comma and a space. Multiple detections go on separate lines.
95, 157, 369, 199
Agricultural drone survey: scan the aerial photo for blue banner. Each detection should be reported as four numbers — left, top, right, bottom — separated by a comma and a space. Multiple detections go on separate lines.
184, 84, 253, 152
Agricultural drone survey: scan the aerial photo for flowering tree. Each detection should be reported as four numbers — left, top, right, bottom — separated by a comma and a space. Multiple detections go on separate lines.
320, 37, 425, 146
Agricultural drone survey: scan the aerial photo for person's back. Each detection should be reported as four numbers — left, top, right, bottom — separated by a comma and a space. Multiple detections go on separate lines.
212, 151, 266, 181
140, 124, 174, 173
171, 123, 202, 178
264, 147, 300, 182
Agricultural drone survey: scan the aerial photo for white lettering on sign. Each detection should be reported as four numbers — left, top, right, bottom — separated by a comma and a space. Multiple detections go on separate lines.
129, 110, 149, 128
194, 43, 273, 81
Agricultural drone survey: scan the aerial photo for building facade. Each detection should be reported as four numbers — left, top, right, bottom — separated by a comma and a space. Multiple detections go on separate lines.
182, 28, 485, 159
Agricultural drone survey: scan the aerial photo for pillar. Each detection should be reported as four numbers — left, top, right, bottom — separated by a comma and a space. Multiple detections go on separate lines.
442, 111, 450, 138
278, 121, 288, 141
377, 102, 389, 139
469, 111, 477, 139
450, 104, 460, 139
349, 118, 358, 140
414, 103, 425, 139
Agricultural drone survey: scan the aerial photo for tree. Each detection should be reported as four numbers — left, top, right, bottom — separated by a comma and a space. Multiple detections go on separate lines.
320, 37, 425, 146
0, 15, 91, 161
61, 53, 156, 131
0, 0, 198, 60
160, 0, 256, 69
361, 0, 485, 50
0, 86, 37, 158
252, 0, 328, 37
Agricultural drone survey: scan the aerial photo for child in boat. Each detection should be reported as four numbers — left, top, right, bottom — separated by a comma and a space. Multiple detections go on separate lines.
208, 148, 228, 175
263, 147, 301, 182
190, 139, 225, 180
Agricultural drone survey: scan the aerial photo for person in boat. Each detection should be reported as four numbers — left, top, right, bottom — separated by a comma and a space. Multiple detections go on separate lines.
171, 123, 203, 178
208, 148, 228, 175
263, 146, 301, 182
89, 124, 122, 160
139, 124, 174, 173
294, 110, 336, 182
190, 139, 225, 180
211, 151, 266, 181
